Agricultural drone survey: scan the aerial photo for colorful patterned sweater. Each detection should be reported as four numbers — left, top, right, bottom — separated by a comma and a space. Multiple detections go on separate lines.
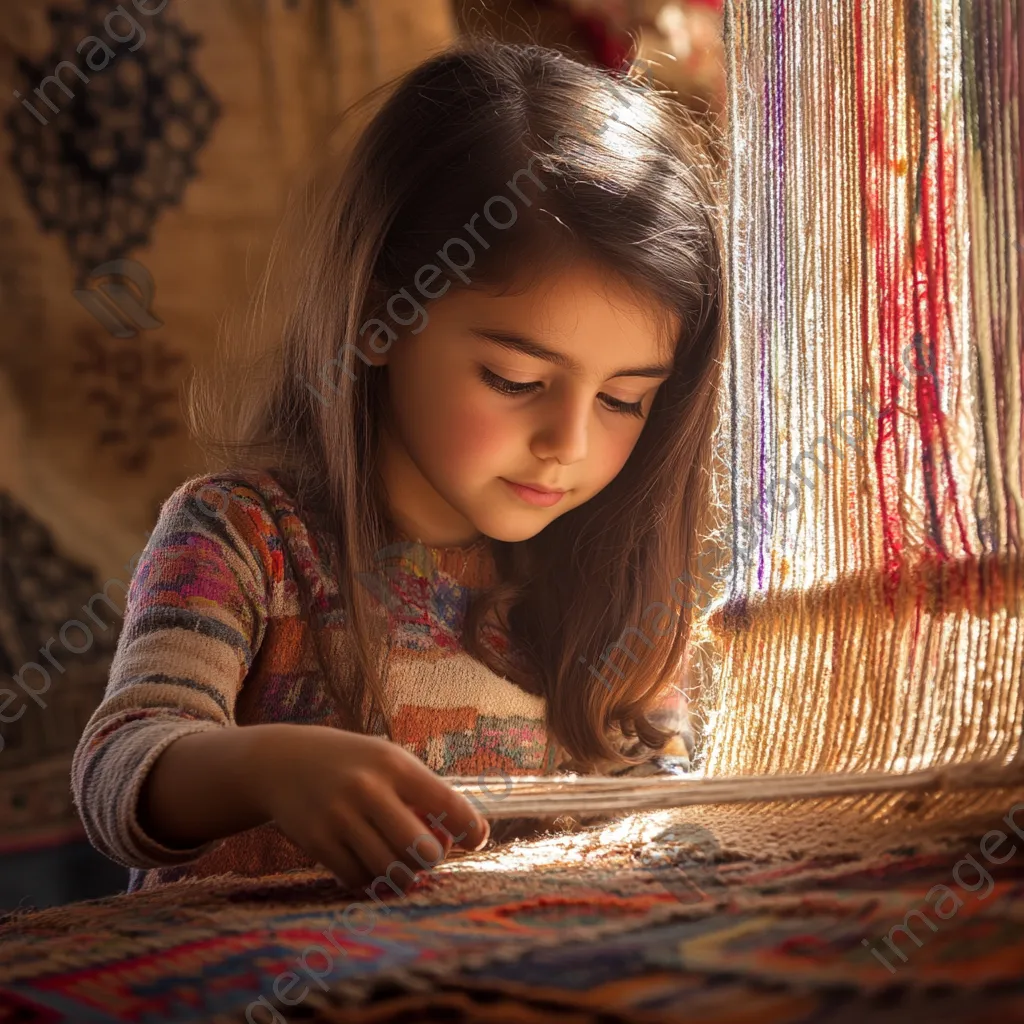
71, 469, 692, 892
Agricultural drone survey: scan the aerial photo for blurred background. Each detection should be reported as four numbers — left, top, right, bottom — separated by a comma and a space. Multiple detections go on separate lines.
0, 0, 723, 911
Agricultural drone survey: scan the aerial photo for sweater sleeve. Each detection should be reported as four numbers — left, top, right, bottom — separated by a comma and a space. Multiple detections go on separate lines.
70, 474, 275, 870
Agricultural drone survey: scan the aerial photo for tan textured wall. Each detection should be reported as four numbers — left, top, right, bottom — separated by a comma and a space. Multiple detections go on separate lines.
0, 0, 456, 849
1, 0, 456, 582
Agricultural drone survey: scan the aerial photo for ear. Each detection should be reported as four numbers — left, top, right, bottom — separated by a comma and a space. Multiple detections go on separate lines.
354, 317, 398, 366
356, 339, 389, 367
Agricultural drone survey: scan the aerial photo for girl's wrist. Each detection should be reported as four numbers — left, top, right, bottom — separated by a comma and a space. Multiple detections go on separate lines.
234, 722, 307, 822
137, 723, 286, 851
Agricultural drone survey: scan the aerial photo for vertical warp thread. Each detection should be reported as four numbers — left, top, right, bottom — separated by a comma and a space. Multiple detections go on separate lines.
702, 0, 1023, 784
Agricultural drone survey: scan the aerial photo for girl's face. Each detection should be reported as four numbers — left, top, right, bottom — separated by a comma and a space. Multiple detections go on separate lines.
371, 259, 678, 547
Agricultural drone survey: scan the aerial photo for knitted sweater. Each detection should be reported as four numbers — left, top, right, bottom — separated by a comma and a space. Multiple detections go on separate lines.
71, 469, 692, 893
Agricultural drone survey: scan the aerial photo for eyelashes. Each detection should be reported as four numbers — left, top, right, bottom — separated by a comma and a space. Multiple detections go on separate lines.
478, 367, 646, 419
479, 366, 541, 397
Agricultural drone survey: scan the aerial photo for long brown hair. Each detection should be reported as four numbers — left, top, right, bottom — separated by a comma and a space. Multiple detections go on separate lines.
189, 37, 726, 773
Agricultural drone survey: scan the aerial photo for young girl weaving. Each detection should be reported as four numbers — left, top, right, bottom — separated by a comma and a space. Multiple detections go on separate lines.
71, 39, 725, 896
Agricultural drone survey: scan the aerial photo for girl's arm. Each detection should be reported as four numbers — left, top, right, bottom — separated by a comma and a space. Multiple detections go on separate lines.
135, 722, 283, 849
70, 475, 274, 869
140, 719, 493, 888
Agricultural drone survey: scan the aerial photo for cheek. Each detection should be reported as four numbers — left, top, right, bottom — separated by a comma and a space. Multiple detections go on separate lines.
432, 391, 513, 473
593, 425, 645, 485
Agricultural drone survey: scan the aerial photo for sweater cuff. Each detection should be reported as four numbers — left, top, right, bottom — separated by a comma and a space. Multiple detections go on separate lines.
123, 721, 229, 868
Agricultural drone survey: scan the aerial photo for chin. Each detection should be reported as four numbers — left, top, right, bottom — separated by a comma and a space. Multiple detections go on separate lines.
473, 513, 558, 544
486, 526, 546, 543
462, 485, 583, 544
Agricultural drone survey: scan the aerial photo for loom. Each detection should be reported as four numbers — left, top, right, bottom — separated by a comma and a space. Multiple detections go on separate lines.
459, 0, 1024, 835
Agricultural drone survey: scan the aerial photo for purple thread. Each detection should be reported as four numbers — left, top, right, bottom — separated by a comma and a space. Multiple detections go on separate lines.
758, 324, 768, 590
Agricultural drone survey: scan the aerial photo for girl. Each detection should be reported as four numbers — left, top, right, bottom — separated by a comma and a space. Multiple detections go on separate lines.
71, 38, 725, 897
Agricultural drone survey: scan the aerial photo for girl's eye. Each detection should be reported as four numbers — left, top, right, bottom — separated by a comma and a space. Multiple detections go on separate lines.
479, 366, 542, 396
601, 395, 646, 419
478, 367, 646, 419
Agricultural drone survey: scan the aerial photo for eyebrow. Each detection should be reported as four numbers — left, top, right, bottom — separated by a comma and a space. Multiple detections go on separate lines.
470, 329, 674, 380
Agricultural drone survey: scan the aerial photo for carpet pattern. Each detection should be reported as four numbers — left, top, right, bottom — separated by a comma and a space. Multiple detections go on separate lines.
0, 800, 1022, 1023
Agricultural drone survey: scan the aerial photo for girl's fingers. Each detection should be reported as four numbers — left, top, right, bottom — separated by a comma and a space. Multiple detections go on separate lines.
392, 772, 490, 851
309, 838, 374, 890
410, 806, 454, 857
359, 792, 457, 879
339, 807, 418, 885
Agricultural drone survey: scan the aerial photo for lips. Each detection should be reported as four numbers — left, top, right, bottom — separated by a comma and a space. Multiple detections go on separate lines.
502, 479, 567, 508
512, 481, 565, 495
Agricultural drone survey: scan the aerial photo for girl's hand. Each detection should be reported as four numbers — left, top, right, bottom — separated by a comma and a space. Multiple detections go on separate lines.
251, 724, 490, 892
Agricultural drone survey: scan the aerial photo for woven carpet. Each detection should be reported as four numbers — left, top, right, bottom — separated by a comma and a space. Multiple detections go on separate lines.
1, 795, 1023, 1023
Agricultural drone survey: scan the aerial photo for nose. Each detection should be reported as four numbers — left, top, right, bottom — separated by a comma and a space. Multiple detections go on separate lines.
529, 386, 590, 466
